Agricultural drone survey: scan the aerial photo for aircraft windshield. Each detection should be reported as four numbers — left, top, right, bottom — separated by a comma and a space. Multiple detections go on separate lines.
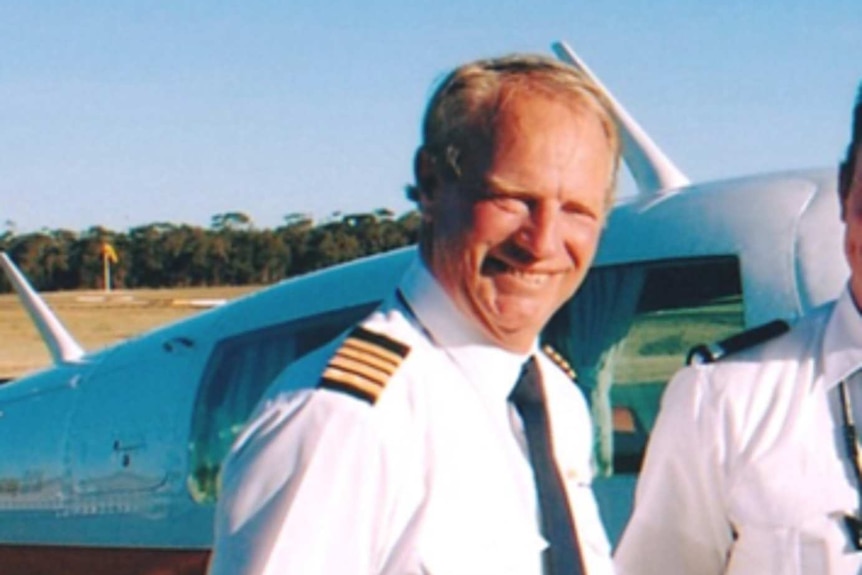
187, 303, 377, 503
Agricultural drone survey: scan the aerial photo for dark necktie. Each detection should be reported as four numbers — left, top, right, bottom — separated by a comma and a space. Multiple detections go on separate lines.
509, 356, 586, 575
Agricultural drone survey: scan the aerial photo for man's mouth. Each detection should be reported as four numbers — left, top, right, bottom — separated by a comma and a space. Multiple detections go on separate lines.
482, 256, 554, 287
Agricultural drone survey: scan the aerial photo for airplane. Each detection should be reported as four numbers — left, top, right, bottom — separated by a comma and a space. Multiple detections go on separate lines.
0, 41, 849, 574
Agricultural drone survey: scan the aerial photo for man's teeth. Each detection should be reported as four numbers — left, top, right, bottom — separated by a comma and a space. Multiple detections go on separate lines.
506, 267, 549, 285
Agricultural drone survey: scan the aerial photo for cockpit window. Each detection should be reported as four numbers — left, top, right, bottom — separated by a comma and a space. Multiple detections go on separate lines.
542, 256, 744, 477
187, 302, 376, 503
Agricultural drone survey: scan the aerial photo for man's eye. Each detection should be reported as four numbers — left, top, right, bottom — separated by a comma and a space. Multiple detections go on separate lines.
562, 202, 598, 221
491, 196, 529, 214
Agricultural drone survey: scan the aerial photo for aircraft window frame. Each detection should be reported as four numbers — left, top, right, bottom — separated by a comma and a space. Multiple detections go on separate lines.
187, 301, 378, 503
542, 255, 745, 477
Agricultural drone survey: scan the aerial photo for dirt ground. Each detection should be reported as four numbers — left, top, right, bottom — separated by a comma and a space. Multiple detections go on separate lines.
0, 286, 256, 379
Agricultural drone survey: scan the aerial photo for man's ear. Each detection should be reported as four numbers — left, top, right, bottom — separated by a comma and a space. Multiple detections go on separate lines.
841, 161, 850, 222
414, 148, 440, 214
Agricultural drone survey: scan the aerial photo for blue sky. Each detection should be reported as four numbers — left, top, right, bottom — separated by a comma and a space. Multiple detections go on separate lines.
2, 1, 860, 233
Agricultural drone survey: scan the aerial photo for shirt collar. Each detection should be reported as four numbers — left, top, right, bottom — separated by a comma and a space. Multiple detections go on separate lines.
822, 285, 862, 390
397, 253, 536, 400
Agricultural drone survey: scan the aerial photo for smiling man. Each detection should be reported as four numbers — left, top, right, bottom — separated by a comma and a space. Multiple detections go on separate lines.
208, 54, 620, 575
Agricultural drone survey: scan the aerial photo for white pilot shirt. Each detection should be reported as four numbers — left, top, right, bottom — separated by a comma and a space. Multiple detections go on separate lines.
614, 286, 862, 575
208, 255, 613, 575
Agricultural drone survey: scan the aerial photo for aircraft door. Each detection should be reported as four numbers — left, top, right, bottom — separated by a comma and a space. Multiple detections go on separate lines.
66, 336, 204, 517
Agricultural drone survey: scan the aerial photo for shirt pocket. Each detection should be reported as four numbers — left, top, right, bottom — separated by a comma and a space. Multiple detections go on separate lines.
728, 524, 831, 575
728, 526, 799, 575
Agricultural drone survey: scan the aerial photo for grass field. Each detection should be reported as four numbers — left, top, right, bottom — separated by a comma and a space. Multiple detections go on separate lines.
0, 286, 258, 379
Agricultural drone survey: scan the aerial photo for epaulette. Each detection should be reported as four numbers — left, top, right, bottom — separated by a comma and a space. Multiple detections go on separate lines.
318, 326, 410, 404
686, 319, 790, 365
542, 344, 577, 380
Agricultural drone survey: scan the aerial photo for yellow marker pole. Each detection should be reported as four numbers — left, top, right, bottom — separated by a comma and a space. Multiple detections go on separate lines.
101, 243, 117, 293
103, 251, 111, 292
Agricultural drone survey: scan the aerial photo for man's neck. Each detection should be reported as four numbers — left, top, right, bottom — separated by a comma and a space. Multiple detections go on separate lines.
851, 281, 862, 315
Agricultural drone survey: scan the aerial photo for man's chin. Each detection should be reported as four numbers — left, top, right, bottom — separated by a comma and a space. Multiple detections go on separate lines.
484, 315, 547, 351
467, 296, 550, 348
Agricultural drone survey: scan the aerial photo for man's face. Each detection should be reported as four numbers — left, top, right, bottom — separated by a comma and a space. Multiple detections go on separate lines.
844, 149, 862, 306
421, 90, 613, 352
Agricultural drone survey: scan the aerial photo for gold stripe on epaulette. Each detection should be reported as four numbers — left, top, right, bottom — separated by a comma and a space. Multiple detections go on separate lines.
542, 344, 577, 380
338, 342, 403, 374
321, 366, 385, 400
318, 326, 410, 404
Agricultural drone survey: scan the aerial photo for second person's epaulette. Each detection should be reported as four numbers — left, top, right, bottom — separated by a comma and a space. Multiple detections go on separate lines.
542, 344, 577, 381
686, 319, 790, 365
318, 326, 410, 404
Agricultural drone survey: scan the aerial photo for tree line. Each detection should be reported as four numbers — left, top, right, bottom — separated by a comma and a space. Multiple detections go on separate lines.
0, 209, 420, 293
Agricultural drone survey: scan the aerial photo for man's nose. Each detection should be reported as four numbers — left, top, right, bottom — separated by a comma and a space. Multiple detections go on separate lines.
515, 204, 559, 259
